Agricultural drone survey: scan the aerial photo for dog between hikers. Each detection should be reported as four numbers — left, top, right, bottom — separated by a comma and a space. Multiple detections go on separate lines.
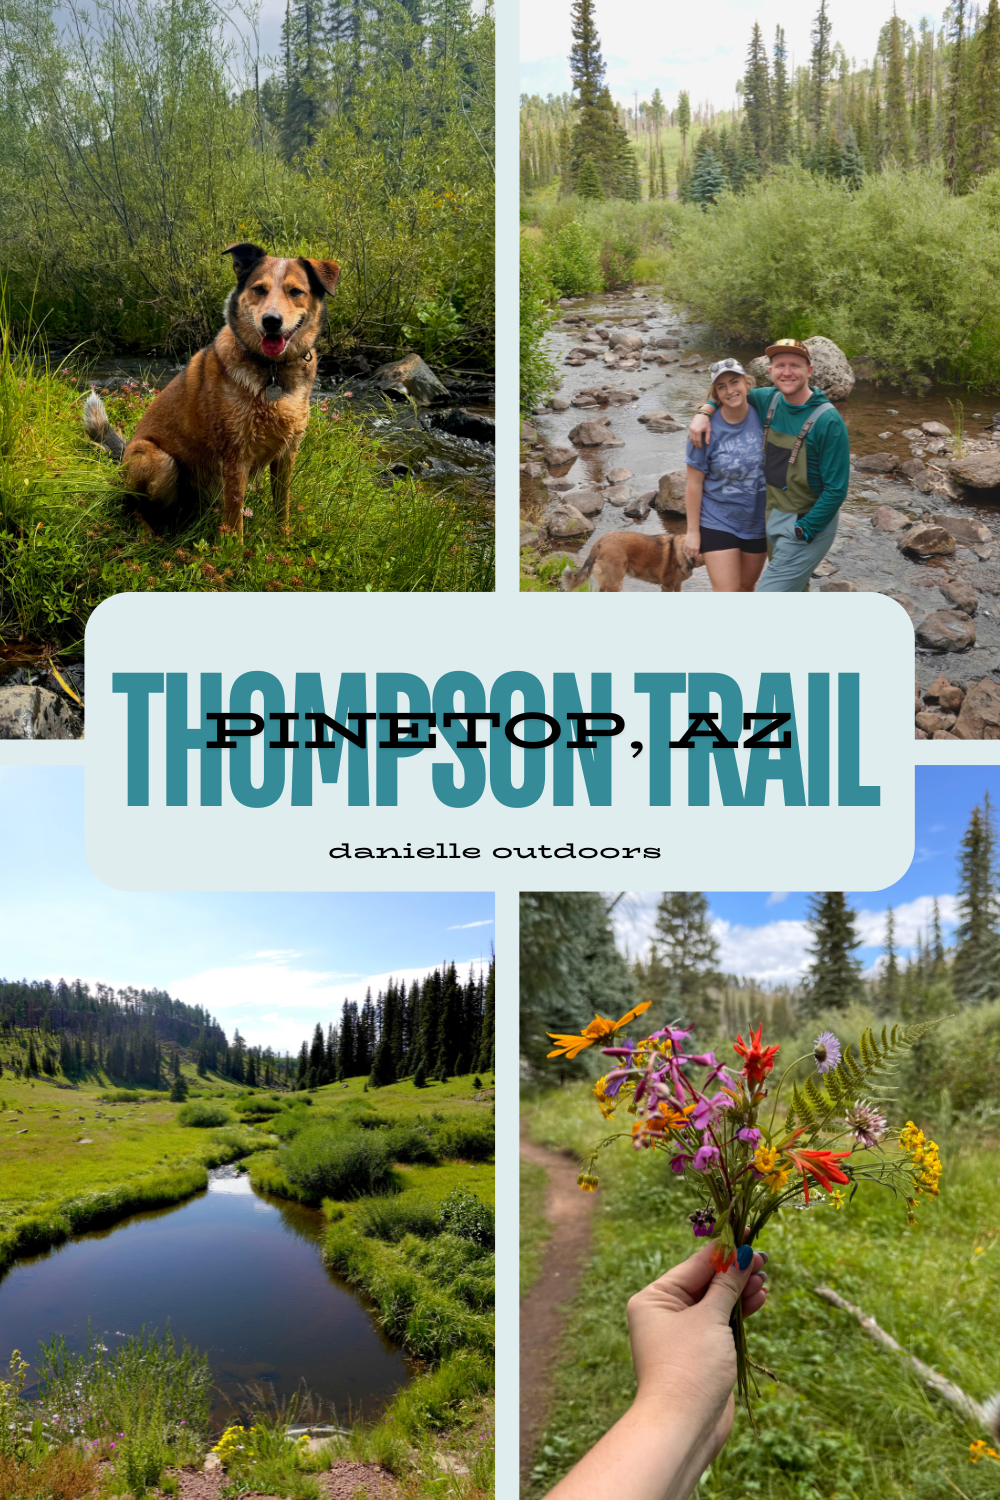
564, 531, 703, 592
82, 242, 341, 536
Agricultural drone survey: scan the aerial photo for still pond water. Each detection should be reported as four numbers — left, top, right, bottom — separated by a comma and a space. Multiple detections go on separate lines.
0, 1169, 410, 1427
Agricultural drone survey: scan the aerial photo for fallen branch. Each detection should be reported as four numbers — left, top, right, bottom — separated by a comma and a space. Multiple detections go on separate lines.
815, 1285, 1000, 1440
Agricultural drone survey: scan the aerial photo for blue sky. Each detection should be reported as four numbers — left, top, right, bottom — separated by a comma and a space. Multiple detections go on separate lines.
612, 766, 1000, 983
0, 767, 493, 1056
521, 0, 942, 117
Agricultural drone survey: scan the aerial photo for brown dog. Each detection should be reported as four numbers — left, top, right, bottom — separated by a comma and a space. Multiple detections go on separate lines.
82, 242, 341, 535
565, 531, 703, 592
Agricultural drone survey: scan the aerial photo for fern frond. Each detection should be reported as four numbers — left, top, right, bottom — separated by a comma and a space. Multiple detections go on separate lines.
790, 1018, 946, 1142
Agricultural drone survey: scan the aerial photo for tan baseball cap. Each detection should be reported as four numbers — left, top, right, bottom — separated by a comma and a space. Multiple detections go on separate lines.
766, 338, 812, 362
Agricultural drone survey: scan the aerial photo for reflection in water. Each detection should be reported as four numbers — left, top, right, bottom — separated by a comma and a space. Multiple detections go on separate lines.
0, 1169, 410, 1427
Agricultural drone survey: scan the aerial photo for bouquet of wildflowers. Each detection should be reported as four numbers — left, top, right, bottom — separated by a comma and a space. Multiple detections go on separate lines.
548, 1001, 943, 1428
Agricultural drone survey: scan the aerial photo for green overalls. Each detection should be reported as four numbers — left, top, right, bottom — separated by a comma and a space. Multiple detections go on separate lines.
755, 390, 839, 595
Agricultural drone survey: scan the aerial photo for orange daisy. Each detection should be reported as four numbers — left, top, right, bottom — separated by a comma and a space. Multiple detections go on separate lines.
546, 1001, 652, 1059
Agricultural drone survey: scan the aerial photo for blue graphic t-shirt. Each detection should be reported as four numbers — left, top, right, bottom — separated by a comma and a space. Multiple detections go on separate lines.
684, 404, 766, 540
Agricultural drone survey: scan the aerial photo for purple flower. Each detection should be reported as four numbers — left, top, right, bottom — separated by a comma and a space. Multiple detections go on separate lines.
843, 1098, 886, 1148
670, 1153, 691, 1174
691, 1142, 720, 1171
813, 1031, 841, 1074
649, 1026, 692, 1050
737, 1127, 762, 1145
687, 1052, 718, 1068
691, 1091, 735, 1131
689, 1206, 716, 1238
602, 1068, 630, 1099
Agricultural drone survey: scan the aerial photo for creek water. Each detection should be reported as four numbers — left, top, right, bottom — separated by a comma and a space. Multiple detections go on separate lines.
0, 1168, 410, 1429
522, 289, 1000, 697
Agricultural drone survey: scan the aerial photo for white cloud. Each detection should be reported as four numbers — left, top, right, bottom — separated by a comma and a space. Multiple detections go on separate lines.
447, 919, 495, 930
766, 892, 788, 906
253, 948, 305, 961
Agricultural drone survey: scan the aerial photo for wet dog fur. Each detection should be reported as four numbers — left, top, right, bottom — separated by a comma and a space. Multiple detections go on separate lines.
565, 531, 702, 592
82, 242, 341, 535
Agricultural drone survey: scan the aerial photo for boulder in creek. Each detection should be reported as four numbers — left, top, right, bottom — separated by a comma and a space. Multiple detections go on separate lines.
948, 450, 1000, 488
547, 396, 570, 411
812, 559, 838, 577
654, 469, 688, 514
900, 458, 926, 478
639, 411, 676, 424
646, 419, 684, 434
520, 525, 542, 550
0, 685, 83, 740
652, 337, 680, 349
953, 677, 1000, 738
373, 353, 450, 405
545, 446, 577, 468
924, 675, 966, 711
850, 355, 883, 381
916, 708, 958, 734
939, 577, 978, 614
568, 419, 616, 446
746, 355, 772, 387
821, 579, 858, 591
976, 541, 997, 560
547, 504, 596, 539
883, 591, 921, 621
570, 395, 598, 407
921, 420, 951, 438
609, 329, 643, 352
604, 484, 632, 506
520, 420, 538, 443
520, 461, 545, 479
624, 492, 655, 520
606, 468, 633, 483
854, 452, 899, 473
915, 609, 976, 652
929, 513, 992, 545
801, 336, 856, 401
543, 477, 575, 491
897, 523, 956, 558
567, 489, 606, 516
871, 506, 911, 532
914, 468, 963, 500
567, 346, 600, 360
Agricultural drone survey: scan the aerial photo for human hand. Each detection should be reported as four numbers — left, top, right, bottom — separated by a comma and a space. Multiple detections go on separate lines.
683, 530, 701, 559
627, 1245, 768, 1472
688, 413, 711, 448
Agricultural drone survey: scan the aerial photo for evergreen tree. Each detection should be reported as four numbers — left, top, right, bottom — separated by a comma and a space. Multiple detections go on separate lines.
676, 90, 691, 162
822, 127, 843, 179
308, 1023, 326, 1084
688, 148, 728, 208
931, 897, 946, 972
368, 1031, 397, 1087
279, 0, 329, 159
810, 0, 834, 137
840, 126, 866, 187
966, 0, 1000, 182
27, 1036, 37, 1073
885, 12, 912, 164
474, 959, 495, 1072
575, 151, 604, 198
413, 1059, 427, 1088
771, 26, 792, 161
658, 144, 668, 197
915, 19, 935, 165
803, 893, 864, 1014
569, 0, 604, 107
744, 22, 772, 159
169, 1071, 188, 1102
296, 1039, 309, 1088
945, 0, 968, 191
637, 893, 720, 1034
953, 795, 1000, 1002
880, 905, 901, 1014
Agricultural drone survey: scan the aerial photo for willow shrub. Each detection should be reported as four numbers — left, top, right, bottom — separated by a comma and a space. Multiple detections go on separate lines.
665, 164, 1000, 390
519, 234, 556, 412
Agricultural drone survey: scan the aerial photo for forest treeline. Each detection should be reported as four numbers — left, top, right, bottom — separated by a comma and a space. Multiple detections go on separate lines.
0, 959, 495, 1091
520, 796, 1000, 1120
0, 0, 494, 362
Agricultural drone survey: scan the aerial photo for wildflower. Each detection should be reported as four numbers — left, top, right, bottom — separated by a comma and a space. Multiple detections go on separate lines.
593, 1076, 621, 1118
737, 1126, 762, 1146
829, 1189, 846, 1211
691, 1141, 720, 1171
690, 1091, 735, 1132
899, 1121, 943, 1198
733, 1025, 780, 1085
813, 1031, 841, 1073
843, 1099, 887, 1149
547, 1001, 652, 1059
782, 1141, 852, 1204
708, 1241, 736, 1272
753, 1144, 793, 1192
241, 507, 253, 518
970, 1439, 1000, 1463
689, 1206, 715, 1238
576, 1171, 598, 1192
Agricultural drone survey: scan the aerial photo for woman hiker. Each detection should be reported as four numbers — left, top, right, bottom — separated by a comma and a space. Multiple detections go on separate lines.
682, 358, 768, 592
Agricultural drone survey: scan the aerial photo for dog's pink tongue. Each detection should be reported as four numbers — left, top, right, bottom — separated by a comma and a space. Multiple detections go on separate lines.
261, 334, 286, 357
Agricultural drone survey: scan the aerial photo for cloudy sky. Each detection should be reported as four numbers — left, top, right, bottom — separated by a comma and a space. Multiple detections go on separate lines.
0, 767, 492, 1056
521, 0, 942, 116
609, 766, 1000, 983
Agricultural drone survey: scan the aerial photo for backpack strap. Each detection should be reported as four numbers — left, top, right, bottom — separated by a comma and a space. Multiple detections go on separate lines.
761, 389, 781, 451
787, 401, 834, 468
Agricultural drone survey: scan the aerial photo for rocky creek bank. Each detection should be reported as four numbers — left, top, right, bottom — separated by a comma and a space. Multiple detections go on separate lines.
520, 293, 1000, 738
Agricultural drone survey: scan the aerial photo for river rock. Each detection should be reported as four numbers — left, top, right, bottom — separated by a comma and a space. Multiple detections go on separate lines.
568, 489, 605, 516
609, 329, 643, 352
921, 420, 951, 438
543, 477, 575, 491
547, 504, 595, 539
647, 419, 684, 433
949, 451, 1000, 488
929, 513, 992, 545
939, 577, 978, 613
655, 469, 687, 514
850, 355, 883, 380
855, 452, 899, 473
520, 461, 544, 478
954, 677, 1000, 738
372, 353, 450, 405
916, 708, 958, 733
802, 336, 856, 400
925, 675, 966, 710
813, 559, 838, 577
872, 506, 911, 532
639, 411, 676, 424
569, 419, 616, 446
976, 541, 997, 560
0, 685, 83, 740
916, 609, 976, 652
822, 579, 858, 591
883, 591, 921, 621
606, 468, 633, 483
900, 458, 926, 478
604, 484, 632, 506
652, 337, 680, 348
547, 396, 570, 411
520, 525, 541, 549
902, 429, 925, 441
747, 355, 773, 387
898, 523, 956, 558
914, 468, 963, 500
545, 446, 576, 468
624, 492, 655, 519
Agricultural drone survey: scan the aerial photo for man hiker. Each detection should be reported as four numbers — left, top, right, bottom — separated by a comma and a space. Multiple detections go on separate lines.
687, 339, 851, 593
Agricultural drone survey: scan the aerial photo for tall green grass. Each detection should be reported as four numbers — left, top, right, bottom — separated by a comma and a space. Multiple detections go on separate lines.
176, 1099, 233, 1128
280, 1125, 396, 1203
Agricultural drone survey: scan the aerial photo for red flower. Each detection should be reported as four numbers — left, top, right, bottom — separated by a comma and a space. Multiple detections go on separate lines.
708, 1241, 736, 1272
783, 1144, 852, 1204
733, 1024, 781, 1085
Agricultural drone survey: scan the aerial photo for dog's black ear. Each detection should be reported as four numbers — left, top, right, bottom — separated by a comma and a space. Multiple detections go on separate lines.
299, 256, 341, 297
222, 242, 267, 281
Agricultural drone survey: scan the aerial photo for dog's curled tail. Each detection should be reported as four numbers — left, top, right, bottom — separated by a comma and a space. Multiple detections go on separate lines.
562, 552, 595, 591
82, 391, 126, 462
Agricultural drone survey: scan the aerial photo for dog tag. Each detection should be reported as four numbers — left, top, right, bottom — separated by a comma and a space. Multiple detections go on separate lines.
265, 382, 282, 402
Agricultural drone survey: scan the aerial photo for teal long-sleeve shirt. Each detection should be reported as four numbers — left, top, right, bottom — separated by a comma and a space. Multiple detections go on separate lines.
745, 385, 851, 539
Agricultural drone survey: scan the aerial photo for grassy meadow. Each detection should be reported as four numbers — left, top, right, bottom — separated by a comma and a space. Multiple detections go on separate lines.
0, 1065, 496, 1499
521, 1083, 1000, 1500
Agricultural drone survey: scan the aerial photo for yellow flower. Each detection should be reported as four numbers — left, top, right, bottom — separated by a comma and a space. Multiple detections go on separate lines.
900, 1121, 942, 1198
593, 1076, 620, 1118
829, 1189, 845, 1211
577, 1170, 598, 1192
753, 1144, 792, 1193
970, 1439, 1000, 1463
547, 1001, 652, 1059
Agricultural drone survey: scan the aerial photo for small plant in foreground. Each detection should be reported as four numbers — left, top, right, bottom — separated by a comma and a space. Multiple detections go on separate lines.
437, 1187, 494, 1249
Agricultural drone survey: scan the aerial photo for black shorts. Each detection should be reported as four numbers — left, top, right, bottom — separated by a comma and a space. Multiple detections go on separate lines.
699, 526, 767, 555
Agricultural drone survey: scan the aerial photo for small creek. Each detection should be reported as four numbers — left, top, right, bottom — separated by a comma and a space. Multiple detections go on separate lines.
522, 289, 1000, 700
0, 1168, 410, 1429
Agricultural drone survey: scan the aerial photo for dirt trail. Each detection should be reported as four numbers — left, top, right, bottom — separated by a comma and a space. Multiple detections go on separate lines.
519, 1119, 596, 1484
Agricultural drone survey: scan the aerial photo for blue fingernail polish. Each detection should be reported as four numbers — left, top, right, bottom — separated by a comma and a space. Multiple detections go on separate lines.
737, 1244, 753, 1271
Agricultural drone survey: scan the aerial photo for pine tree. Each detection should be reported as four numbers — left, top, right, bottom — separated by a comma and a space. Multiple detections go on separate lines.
642, 893, 720, 1033
885, 13, 913, 164
569, 0, 604, 107
915, 19, 935, 165
688, 148, 728, 208
576, 152, 604, 198
953, 795, 1000, 1002
475, 960, 495, 1072
880, 905, 901, 1014
27, 1036, 37, 1073
822, 127, 843, 179
966, 0, 1000, 182
744, 23, 772, 160
169, 1072, 188, 1102
677, 90, 691, 163
945, 0, 968, 191
413, 1059, 427, 1088
279, 0, 329, 159
772, 26, 792, 161
840, 126, 866, 187
803, 893, 864, 1014
810, 0, 834, 138
931, 897, 946, 972
658, 144, 668, 197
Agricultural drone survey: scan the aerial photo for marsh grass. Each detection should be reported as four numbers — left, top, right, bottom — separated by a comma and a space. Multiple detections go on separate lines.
176, 1099, 233, 1128
280, 1125, 397, 1203
523, 1084, 1000, 1500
